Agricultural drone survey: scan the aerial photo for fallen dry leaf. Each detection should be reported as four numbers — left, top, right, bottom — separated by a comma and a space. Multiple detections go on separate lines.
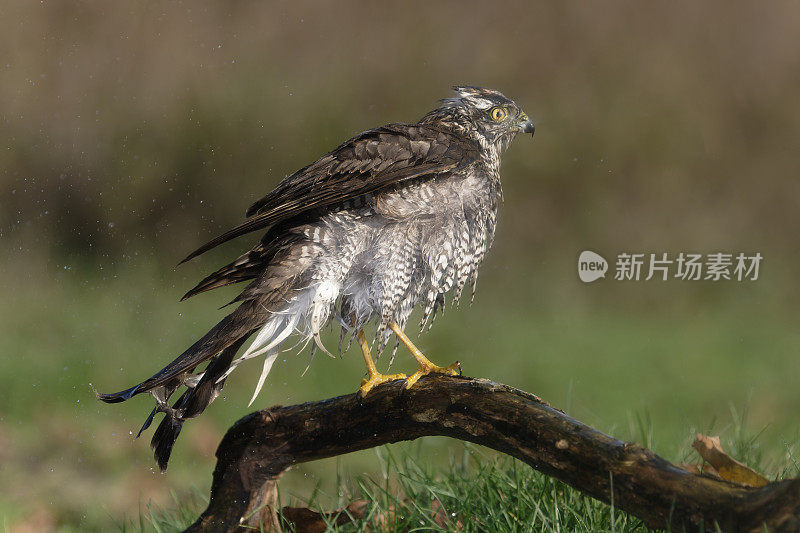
692, 434, 769, 487
281, 499, 368, 533
675, 462, 722, 479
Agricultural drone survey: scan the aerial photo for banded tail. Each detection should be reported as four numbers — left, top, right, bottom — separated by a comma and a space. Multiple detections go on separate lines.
97, 276, 341, 471
96, 298, 271, 471
97, 228, 326, 471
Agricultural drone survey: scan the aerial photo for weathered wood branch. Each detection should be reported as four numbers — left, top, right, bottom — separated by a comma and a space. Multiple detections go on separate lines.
186, 375, 800, 532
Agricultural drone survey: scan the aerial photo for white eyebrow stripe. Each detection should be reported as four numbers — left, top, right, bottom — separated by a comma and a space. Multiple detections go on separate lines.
464, 96, 493, 109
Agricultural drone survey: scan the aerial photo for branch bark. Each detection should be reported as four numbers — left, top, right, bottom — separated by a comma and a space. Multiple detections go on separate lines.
185, 375, 800, 532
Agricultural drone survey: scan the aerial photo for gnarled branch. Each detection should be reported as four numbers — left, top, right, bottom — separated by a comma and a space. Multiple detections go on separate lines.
186, 375, 800, 532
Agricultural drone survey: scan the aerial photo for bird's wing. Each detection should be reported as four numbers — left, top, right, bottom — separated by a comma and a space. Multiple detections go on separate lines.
179, 226, 303, 301
180, 124, 478, 263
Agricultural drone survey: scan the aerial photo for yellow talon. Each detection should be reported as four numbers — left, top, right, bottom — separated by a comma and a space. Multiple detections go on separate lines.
356, 327, 406, 396
360, 370, 407, 395
404, 360, 461, 389
354, 319, 460, 394
387, 321, 461, 389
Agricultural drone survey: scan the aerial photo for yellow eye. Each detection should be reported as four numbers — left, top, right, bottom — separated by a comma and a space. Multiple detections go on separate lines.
490, 107, 507, 122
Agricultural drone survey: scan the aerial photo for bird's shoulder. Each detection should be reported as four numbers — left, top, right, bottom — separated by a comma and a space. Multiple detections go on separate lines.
179, 122, 480, 264
245, 123, 480, 217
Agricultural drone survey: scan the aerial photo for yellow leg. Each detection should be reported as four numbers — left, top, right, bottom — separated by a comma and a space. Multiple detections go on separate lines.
358, 329, 406, 395
388, 321, 461, 388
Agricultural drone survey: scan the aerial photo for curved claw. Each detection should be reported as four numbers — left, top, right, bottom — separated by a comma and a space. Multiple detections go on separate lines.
360, 371, 407, 395
405, 360, 461, 389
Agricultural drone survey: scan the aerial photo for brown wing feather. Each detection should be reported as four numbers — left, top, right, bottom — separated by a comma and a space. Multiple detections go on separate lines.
179, 124, 478, 264
180, 245, 268, 301
180, 227, 305, 301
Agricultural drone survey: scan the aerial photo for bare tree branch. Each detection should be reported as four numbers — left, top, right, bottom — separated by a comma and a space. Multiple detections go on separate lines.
185, 375, 800, 532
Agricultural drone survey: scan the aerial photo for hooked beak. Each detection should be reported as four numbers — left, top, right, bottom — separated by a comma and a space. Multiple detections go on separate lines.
517, 113, 535, 136
519, 120, 535, 136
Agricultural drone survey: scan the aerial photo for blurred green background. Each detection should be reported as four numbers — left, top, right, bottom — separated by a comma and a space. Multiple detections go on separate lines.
2, 1, 800, 530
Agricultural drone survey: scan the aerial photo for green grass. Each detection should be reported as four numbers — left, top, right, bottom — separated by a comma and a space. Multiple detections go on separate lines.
1, 255, 799, 530
130, 451, 653, 532
133, 432, 798, 533
326, 447, 650, 532
113, 376, 799, 532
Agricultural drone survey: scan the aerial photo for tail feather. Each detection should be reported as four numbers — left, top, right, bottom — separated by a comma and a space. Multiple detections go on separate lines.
137, 406, 158, 438
149, 336, 247, 471
98, 286, 315, 471
151, 409, 184, 472
220, 298, 305, 406
96, 299, 267, 403
135, 382, 175, 437
178, 336, 243, 420
98, 239, 325, 471
248, 350, 280, 407
219, 311, 300, 381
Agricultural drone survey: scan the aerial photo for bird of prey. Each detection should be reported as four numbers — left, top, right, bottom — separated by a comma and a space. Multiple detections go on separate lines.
98, 86, 534, 471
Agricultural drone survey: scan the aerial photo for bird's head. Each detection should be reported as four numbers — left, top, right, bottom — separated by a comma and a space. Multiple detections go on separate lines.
420, 86, 534, 152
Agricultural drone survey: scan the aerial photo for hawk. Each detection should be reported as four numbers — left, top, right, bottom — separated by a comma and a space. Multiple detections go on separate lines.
99, 86, 534, 470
